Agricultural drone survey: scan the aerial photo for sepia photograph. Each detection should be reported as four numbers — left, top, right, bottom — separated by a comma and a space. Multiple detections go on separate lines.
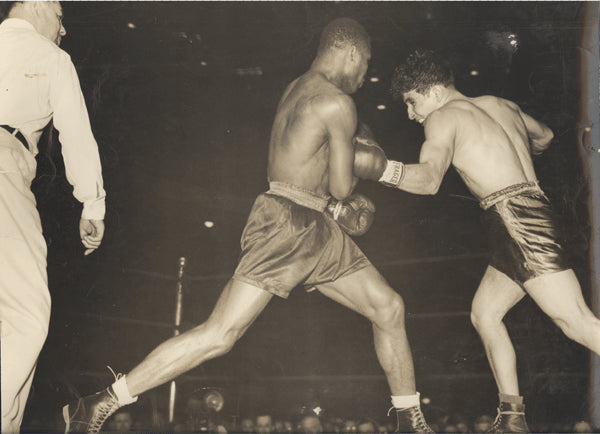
0, 1, 598, 433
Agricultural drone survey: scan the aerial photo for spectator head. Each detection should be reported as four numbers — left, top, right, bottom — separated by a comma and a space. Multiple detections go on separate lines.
573, 420, 594, 433
108, 409, 133, 432
455, 420, 469, 433
283, 420, 294, 433
300, 414, 323, 434
273, 420, 285, 432
256, 414, 273, 434
240, 417, 255, 433
356, 419, 377, 433
474, 414, 494, 433
443, 423, 459, 432
343, 418, 357, 433
447, 415, 469, 433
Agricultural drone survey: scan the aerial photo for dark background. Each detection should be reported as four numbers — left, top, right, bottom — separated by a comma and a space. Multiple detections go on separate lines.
22, 1, 593, 431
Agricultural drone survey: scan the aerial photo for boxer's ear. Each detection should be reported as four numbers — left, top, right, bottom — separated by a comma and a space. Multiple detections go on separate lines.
348, 45, 361, 63
431, 85, 444, 101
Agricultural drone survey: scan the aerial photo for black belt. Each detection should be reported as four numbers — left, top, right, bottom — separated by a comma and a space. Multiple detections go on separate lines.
0, 125, 28, 150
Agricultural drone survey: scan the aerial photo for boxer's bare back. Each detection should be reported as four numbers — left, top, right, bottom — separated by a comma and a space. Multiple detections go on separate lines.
404, 92, 553, 200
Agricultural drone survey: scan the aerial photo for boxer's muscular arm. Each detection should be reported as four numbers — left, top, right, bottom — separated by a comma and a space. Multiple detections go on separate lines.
518, 107, 554, 155
400, 110, 455, 195
321, 94, 358, 200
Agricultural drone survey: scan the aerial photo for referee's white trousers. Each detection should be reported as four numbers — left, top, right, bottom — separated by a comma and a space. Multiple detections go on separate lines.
0, 130, 50, 434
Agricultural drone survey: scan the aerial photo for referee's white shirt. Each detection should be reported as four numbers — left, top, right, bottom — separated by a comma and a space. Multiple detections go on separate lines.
0, 17, 105, 220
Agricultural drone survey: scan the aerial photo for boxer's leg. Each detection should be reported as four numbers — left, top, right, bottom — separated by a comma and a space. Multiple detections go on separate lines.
525, 269, 600, 354
470, 266, 525, 395
63, 278, 273, 434
125, 278, 273, 396
316, 265, 414, 395
471, 266, 530, 433
316, 265, 434, 433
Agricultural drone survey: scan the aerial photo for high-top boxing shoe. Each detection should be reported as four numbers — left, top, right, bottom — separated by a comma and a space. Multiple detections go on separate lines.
393, 406, 435, 433
62, 387, 120, 433
487, 402, 530, 433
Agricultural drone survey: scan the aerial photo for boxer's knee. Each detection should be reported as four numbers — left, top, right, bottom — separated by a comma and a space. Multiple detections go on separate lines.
470, 302, 504, 333
370, 293, 406, 330
470, 310, 485, 333
212, 327, 242, 356
549, 308, 599, 343
188, 320, 244, 358
552, 315, 581, 342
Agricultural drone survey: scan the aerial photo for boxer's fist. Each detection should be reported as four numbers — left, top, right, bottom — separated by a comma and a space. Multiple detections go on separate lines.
353, 122, 405, 188
353, 135, 388, 181
326, 193, 376, 236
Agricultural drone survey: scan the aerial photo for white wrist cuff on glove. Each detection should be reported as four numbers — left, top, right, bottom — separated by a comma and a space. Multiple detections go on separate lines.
378, 160, 405, 187
332, 201, 343, 221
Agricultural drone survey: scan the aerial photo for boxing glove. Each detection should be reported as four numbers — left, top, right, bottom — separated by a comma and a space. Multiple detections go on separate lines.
353, 123, 405, 188
326, 193, 376, 236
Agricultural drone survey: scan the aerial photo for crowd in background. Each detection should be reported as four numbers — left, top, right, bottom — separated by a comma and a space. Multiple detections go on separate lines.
35, 399, 590, 434
96, 406, 598, 434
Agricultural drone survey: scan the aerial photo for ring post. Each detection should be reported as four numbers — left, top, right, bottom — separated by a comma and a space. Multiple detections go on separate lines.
168, 257, 187, 424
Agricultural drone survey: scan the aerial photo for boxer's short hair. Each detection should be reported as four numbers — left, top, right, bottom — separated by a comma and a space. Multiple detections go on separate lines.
317, 17, 370, 54
391, 49, 454, 99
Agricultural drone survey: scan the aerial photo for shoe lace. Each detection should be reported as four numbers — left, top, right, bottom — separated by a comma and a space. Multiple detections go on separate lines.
107, 365, 122, 381
489, 408, 502, 432
411, 407, 433, 433
488, 407, 525, 433
390, 406, 433, 433
87, 388, 119, 434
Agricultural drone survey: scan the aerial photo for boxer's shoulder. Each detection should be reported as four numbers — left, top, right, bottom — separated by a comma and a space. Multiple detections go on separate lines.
308, 91, 355, 124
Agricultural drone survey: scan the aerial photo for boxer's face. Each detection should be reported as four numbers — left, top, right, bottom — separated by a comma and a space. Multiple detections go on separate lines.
402, 88, 440, 124
354, 46, 370, 90
35, 1, 66, 45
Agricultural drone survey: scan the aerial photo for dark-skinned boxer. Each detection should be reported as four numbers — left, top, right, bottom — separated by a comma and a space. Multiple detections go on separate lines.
61, 19, 433, 434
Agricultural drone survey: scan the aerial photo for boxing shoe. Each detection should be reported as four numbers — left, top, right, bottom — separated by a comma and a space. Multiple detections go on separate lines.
62, 387, 121, 433
393, 406, 435, 433
487, 402, 530, 433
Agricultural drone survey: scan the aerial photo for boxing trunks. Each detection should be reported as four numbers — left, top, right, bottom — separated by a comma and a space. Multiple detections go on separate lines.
480, 181, 568, 285
233, 181, 371, 298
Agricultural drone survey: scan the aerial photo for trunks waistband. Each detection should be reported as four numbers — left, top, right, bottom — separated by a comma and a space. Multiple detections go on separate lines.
267, 181, 330, 212
480, 181, 542, 210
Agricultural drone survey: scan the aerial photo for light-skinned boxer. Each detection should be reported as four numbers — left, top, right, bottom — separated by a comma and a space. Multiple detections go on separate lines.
353, 49, 600, 433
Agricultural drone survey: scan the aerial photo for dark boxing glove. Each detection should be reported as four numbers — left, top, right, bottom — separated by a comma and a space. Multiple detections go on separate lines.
326, 193, 376, 236
353, 123, 405, 188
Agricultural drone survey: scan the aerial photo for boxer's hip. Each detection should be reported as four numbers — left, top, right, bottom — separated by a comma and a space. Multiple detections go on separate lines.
233, 182, 368, 298
479, 181, 542, 210
266, 181, 330, 213
481, 181, 567, 284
